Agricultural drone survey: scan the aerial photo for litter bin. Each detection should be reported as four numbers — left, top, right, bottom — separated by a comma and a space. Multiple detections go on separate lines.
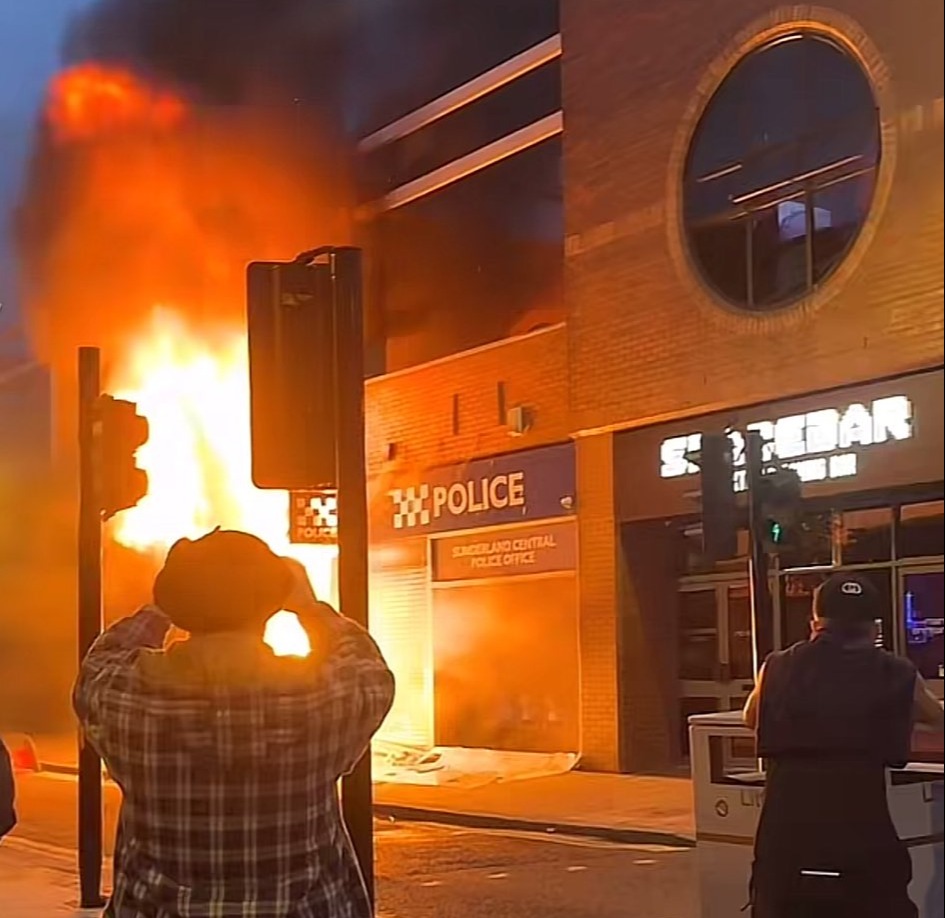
689, 711, 944, 918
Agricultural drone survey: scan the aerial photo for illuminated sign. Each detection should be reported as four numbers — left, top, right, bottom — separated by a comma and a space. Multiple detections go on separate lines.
660, 395, 913, 490
385, 442, 575, 536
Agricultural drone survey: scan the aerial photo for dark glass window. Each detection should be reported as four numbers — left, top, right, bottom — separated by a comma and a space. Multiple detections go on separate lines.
840, 507, 893, 564
678, 589, 719, 680
780, 569, 894, 651
728, 585, 754, 680
899, 501, 945, 559
684, 33, 880, 311
902, 571, 944, 681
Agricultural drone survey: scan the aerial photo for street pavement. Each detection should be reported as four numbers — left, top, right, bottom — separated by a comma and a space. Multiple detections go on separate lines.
375, 820, 697, 918
3, 771, 698, 917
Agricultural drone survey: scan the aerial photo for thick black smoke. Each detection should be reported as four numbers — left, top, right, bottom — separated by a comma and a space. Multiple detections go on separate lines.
61, 0, 350, 113
60, 0, 559, 132
56, 0, 564, 368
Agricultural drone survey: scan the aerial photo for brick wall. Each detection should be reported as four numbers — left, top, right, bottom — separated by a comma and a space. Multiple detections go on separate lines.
575, 432, 622, 770
562, 0, 943, 435
364, 324, 628, 763
365, 323, 569, 483
561, 0, 942, 771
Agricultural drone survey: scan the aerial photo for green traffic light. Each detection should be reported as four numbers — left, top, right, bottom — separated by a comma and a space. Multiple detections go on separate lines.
770, 521, 783, 544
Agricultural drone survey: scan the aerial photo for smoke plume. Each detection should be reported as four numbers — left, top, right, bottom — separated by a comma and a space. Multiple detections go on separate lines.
16, 2, 355, 447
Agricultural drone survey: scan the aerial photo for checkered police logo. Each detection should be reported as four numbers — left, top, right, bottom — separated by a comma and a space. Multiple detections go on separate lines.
289, 490, 339, 544
389, 484, 430, 530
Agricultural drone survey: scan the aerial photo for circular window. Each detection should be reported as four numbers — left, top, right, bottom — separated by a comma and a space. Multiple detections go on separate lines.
683, 33, 881, 312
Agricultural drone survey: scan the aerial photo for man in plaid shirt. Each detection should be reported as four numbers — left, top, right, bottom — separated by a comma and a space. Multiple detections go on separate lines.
73, 529, 395, 917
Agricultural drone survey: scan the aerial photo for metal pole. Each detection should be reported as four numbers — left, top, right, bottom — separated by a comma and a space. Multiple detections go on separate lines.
331, 248, 375, 906
746, 430, 774, 676
77, 346, 105, 909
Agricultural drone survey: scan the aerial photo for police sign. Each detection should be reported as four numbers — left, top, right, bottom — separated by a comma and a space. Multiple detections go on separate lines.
382, 442, 576, 537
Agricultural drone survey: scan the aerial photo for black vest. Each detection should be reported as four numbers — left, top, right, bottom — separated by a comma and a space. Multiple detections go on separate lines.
757, 633, 916, 766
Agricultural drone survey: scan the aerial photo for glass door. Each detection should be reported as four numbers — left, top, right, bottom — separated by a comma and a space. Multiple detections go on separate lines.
678, 579, 753, 754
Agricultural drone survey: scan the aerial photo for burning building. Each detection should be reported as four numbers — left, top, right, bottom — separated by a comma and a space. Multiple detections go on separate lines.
6, 0, 565, 758
9, 0, 936, 777
9, 12, 356, 732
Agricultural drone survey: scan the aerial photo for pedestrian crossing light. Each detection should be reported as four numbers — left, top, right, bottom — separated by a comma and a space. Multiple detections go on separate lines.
758, 467, 802, 553
97, 395, 149, 520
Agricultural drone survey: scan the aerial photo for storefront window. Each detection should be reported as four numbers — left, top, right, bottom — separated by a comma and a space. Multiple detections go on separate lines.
899, 501, 945, 559
678, 589, 719, 680
728, 585, 754, 681
902, 570, 944, 681
681, 526, 749, 574
781, 569, 895, 650
780, 572, 820, 647
840, 507, 893, 564
776, 510, 833, 569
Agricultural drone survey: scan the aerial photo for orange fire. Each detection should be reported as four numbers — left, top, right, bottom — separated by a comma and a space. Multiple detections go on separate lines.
107, 308, 332, 656
46, 64, 185, 142
31, 62, 408, 693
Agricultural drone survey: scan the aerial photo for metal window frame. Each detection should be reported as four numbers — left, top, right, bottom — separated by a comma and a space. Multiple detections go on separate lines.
357, 35, 564, 216
365, 112, 563, 216
358, 34, 562, 153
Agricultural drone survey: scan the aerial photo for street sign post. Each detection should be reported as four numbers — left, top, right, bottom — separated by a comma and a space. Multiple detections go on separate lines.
328, 248, 374, 905
247, 247, 375, 906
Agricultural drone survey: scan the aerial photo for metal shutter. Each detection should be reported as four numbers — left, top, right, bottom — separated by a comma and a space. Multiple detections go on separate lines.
370, 559, 432, 748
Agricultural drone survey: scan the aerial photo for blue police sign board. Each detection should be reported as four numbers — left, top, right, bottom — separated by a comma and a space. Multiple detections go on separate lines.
380, 442, 576, 538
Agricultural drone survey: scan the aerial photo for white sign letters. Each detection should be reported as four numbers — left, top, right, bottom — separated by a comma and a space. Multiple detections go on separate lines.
659, 395, 913, 490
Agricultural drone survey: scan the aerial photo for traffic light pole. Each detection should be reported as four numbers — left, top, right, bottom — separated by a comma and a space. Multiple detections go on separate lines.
330, 248, 375, 906
77, 346, 106, 909
746, 430, 774, 675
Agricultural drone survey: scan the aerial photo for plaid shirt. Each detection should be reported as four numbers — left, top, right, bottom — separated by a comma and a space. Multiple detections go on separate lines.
73, 606, 395, 918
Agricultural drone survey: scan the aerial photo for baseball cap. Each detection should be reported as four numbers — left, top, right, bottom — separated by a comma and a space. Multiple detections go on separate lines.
813, 572, 882, 625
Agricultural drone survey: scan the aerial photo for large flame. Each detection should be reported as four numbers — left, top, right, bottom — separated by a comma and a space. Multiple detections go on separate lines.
47, 64, 185, 142
29, 63, 428, 728
108, 308, 332, 656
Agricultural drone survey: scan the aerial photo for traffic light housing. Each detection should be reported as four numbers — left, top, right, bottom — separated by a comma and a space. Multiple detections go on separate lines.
247, 260, 338, 490
696, 432, 739, 561
756, 466, 802, 552
97, 395, 149, 520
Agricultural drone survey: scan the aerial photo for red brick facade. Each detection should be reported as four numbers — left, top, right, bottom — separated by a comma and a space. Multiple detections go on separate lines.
364, 323, 571, 525
365, 323, 569, 474
562, 1, 942, 435
365, 2, 942, 772
561, 0, 943, 771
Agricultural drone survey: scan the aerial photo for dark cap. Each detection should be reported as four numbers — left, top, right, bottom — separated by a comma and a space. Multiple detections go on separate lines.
153, 528, 293, 634
813, 573, 882, 625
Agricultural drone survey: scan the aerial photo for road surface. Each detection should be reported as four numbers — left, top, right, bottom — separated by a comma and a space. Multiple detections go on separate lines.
8, 772, 699, 918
